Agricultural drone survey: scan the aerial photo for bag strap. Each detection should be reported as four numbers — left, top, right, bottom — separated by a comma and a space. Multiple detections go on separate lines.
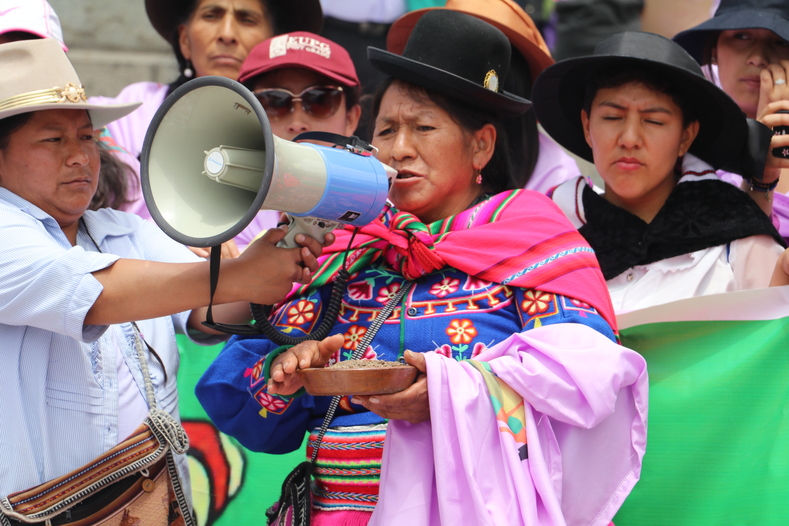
308, 280, 414, 463
132, 323, 193, 526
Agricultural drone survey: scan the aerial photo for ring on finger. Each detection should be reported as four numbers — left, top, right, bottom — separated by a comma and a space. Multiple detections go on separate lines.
776, 78, 786, 85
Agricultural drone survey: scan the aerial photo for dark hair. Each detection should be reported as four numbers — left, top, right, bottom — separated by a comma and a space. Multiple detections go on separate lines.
500, 45, 539, 188
166, 0, 271, 96
0, 113, 33, 149
90, 145, 135, 211
371, 78, 514, 194
582, 67, 698, 127
701, 30, 722, 68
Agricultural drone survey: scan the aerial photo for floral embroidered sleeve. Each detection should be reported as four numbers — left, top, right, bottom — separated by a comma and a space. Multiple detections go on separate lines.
515, 288, 616, 342
195, 286, 336, 454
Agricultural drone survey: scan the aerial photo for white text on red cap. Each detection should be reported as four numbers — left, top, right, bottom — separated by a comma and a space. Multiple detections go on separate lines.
270, 35, 332, 60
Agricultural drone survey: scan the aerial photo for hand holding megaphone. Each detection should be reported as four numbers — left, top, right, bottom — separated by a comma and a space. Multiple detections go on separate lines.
141, 76, 394, 250
277, 215, 339, 249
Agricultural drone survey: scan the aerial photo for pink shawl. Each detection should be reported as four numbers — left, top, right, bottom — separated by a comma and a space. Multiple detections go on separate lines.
370, 324, 648, 526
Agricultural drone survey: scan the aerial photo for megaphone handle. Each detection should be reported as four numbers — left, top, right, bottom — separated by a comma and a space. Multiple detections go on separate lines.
278, 214, 340, 249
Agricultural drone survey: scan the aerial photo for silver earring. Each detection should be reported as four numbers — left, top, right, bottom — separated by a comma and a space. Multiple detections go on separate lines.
183, 60, 194, 79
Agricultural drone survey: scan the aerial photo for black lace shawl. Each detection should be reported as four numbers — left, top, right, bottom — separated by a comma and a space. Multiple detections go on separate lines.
578, 179, 786, 280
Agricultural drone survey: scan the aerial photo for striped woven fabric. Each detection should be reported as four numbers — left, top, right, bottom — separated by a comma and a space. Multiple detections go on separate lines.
307, 425, 387, 512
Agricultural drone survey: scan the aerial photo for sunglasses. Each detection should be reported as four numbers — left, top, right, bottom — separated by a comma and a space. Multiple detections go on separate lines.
253, 85, 345, 121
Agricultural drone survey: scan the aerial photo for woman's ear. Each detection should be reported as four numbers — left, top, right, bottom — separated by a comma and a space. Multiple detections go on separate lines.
472, 123, 496, 170
178, 24, 191, 61
678, 120, 700, 157
581, 109, 593, 148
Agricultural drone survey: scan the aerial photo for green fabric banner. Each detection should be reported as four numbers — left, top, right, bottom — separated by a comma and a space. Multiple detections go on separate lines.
176, 336, 304, 526
614, 318, 789, 525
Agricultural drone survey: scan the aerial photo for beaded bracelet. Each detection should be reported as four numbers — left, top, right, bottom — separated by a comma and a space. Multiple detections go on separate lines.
746, 177, 778, 201
262, 345, 306, 400
748, 178, 779, 192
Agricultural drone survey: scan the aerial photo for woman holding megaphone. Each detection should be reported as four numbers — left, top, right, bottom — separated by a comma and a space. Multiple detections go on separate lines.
196, 11, 648, 526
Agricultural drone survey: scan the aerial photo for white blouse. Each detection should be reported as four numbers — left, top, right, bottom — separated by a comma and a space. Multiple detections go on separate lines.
606, 235, 783, 313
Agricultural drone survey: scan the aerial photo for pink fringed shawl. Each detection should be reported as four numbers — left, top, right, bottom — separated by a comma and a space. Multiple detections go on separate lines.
290, 190, 617, 331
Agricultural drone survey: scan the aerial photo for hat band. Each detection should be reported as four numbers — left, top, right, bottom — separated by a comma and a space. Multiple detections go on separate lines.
0, 83, 88, 114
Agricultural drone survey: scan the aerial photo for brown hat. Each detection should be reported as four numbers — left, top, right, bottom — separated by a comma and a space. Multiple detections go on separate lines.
0, 39, 140, 128
386, 0, 554, 82
145, 0, 324, 46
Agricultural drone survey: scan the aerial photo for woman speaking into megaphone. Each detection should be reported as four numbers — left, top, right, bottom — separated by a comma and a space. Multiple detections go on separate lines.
196, 11, 647, 526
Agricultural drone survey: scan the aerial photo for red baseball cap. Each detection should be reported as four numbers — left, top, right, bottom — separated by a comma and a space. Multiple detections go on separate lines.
239, 32, 360, 88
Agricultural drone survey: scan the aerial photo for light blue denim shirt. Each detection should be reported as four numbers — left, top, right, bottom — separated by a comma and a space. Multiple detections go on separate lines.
0, 188, 222, 496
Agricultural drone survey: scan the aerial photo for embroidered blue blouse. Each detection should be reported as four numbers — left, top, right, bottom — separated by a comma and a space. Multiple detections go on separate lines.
196, 261, 615, 454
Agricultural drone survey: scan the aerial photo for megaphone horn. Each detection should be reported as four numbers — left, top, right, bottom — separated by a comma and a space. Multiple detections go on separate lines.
141, 76, 395, 249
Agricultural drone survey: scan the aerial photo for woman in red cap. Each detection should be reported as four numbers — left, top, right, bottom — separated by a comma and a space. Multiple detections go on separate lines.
229, 31, 364, 249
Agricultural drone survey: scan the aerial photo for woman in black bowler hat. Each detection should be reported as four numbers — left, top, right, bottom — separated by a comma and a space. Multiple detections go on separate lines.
196, 9, 647, 526
533, 31, 786, 313
674, 0, 789, 241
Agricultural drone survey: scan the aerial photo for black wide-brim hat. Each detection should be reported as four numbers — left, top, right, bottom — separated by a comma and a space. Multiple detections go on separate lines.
145, 0, 323, 46
673, 0, 789, 64
367, 10, 531, 116
532, 31, 747, 169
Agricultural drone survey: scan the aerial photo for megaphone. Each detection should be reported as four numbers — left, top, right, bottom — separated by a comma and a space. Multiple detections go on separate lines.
141, 76, 394, 249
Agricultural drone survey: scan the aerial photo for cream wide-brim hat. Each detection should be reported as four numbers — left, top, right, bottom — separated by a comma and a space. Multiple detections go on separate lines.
0, 39, 140, 128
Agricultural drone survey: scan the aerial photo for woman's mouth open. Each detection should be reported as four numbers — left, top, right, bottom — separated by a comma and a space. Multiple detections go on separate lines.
396, 171, 419, 180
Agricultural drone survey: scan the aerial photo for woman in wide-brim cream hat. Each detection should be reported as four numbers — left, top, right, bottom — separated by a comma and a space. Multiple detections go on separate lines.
0, 38, 325, 505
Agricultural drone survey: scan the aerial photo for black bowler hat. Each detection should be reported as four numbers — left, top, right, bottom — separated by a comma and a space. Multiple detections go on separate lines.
145, 0, 323, 47
673, 0, 789, 64
367, 10, 531, 115
531, 31, 747, 169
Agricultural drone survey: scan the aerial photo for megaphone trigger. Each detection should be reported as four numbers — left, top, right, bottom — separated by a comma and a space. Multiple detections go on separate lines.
278, 214, 341, 249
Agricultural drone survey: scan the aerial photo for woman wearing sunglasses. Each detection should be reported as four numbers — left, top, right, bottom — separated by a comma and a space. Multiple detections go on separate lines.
196, 11, 647, 526
228, 31, 363, 249
239, 32, 362, 142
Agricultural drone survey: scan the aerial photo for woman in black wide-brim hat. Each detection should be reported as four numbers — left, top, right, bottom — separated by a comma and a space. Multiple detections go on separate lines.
674, 0, 789, 242
195, 9, 648, 526
533, 30, 786, 313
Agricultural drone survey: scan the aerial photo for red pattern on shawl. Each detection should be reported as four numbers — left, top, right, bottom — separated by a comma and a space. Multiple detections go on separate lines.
295, 190, 616, 331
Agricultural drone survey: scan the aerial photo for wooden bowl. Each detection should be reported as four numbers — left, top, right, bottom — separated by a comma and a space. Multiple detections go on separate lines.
297, 365, 418, 396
